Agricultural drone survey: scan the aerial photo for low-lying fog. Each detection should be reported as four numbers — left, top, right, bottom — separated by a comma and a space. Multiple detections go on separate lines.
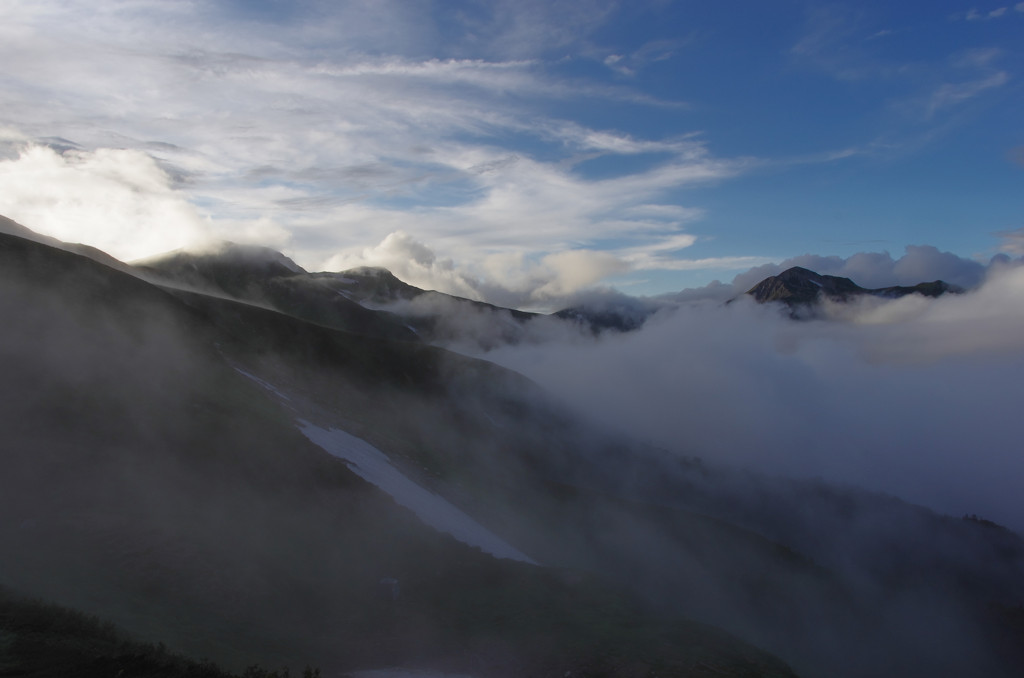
468, 263, 1024, 534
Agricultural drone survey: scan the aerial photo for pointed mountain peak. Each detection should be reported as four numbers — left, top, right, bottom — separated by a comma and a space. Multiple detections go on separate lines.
774, 266, 824, 283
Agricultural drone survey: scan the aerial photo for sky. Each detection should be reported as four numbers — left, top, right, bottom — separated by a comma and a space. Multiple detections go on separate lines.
0, 0, 1022, 309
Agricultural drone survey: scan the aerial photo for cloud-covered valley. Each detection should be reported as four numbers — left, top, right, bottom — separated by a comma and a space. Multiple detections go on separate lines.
4, 206, 1024, 675
475, 263, 1024, 534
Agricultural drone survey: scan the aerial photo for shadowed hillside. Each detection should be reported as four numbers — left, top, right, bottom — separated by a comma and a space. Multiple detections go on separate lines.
3, 221, 1023, 678
0, 228, 798, 677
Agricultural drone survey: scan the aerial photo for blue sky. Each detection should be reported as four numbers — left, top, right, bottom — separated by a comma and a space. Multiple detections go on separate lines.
0, 0, 1021, 308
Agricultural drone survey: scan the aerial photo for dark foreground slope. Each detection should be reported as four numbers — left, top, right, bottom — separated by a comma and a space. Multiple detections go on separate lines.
0, 229, 796, 678
4, 223, 1023, 678
0, 585, 255, 678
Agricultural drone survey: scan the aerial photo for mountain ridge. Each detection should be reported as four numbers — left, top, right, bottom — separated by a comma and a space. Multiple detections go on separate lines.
86, 228, 969, 346
745, 265, 961, 309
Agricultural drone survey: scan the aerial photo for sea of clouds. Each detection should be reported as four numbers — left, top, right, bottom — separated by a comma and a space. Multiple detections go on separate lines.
474, 261, 1024, 534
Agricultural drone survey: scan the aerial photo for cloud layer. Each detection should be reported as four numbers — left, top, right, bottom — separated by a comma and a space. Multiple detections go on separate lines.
0, 145, 213, 261
0, 0, 743, 300
479, 263, 1024, 533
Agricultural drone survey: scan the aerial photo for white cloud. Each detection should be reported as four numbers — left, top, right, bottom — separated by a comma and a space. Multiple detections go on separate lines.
599, 38, 682, 79
480, 264, 1024, 533
533, 250, 630, 298
327, 230, 632, 309
651, 255, 774, 273
618, 233, 698, 270
3, 0, 1010, 306
292, 135, 740, 292
330, 230, 482, 300
603, 53, 634, 76
997, 226, 1024, 255
926, 71, 1009, 117
0, 0, 737, 292
0, 145, 213, 261
450, 0, 618, 60
960, 5, 1018, 20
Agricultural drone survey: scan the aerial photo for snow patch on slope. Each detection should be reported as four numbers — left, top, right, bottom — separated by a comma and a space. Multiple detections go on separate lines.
297, 420, 537, 565
233, 367, 292, 402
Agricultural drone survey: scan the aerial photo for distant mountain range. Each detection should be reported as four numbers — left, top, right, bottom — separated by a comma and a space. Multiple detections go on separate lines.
2, 216, 1022, 678
134, 240, 966, 344
1, 215, 967, 342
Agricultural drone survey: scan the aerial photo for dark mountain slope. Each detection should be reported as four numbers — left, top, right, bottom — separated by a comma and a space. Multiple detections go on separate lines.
0, 585, 251, 678
139, 252, 547, 349
136, 249, 547, 346
554, 304, 650, 334
134, 244, 418, 342
323, 266, 535, 322
0, 230, 798, 678
288, 267, 540, 348
320, 265, 430, 303
264, 266, 539, 349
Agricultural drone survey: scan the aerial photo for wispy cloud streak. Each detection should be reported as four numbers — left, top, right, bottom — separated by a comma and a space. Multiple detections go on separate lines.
0, 0, 738, 301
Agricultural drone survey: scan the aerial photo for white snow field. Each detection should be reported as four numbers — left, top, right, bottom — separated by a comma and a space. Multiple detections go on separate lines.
297, 420, 537, 565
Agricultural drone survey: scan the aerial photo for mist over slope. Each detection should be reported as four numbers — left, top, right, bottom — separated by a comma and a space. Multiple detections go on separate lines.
0, 225, 802, 677
478, 267, 1024, 535
3, 217, 1024, 678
